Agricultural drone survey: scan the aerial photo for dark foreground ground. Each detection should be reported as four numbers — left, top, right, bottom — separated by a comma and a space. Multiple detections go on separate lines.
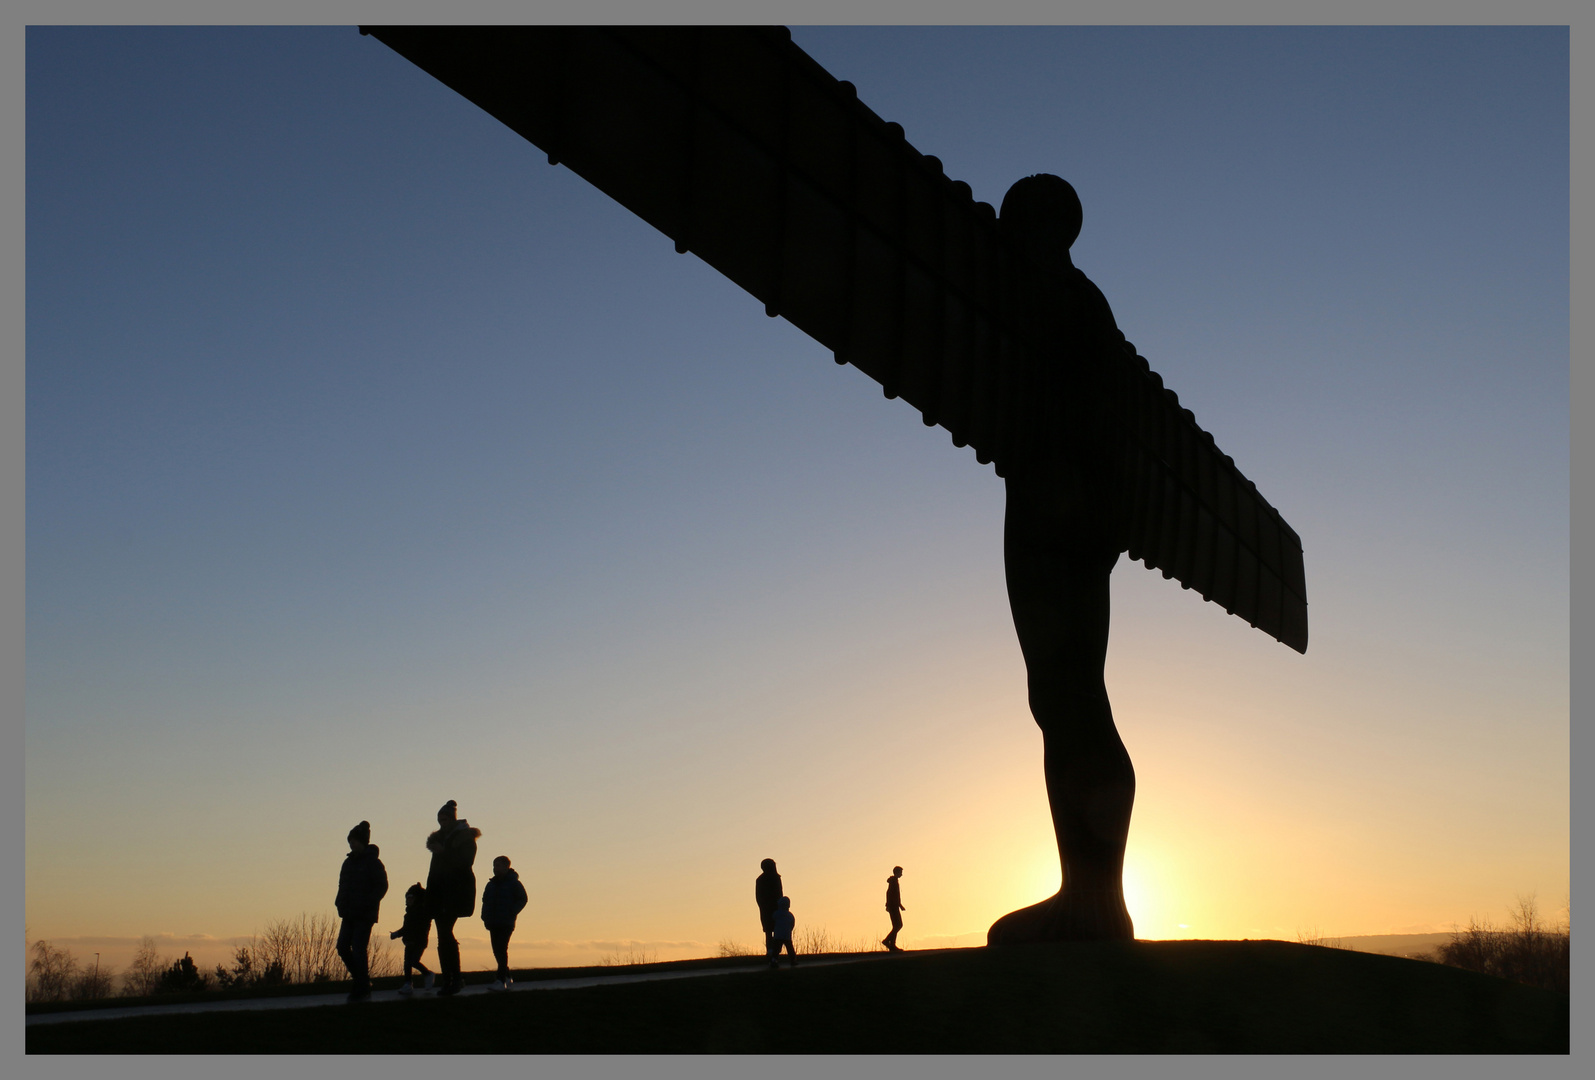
28, 940, 1568, 1054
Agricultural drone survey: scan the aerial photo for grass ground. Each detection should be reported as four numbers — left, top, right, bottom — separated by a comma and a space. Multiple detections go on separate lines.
27, 940, 1568, 1054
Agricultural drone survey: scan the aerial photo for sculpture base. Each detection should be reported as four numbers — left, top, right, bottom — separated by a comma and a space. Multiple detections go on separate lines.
988, 889, 1134, 945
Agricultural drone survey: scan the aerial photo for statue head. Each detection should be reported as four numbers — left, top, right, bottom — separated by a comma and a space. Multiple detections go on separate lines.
999, 173, 1082, 273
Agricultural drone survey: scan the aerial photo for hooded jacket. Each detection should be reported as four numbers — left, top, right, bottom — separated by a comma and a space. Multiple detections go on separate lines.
425, 820, 482, 918
480, 868, 529, 930
335, 844, 389, 923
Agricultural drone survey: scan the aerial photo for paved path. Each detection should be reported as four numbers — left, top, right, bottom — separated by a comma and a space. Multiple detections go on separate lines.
27, 952, 927, 1027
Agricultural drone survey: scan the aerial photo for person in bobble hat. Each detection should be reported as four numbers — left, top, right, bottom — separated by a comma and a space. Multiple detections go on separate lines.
335, 820, 388, 1003
425, 800, 481, 996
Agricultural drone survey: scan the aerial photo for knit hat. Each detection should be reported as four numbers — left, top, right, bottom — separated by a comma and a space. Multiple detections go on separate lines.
348, 820, 371, 845
438, 800, 458, 824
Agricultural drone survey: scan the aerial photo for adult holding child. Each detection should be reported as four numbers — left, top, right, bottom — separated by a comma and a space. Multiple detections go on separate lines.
335, 820, 388, 1003
426, 799, 481, 997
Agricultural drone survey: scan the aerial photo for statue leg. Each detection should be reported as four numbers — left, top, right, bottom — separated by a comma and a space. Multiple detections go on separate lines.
988, 475, 1135, 944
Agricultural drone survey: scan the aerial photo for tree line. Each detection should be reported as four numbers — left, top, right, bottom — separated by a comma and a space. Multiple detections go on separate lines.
25, 913, 397, 1004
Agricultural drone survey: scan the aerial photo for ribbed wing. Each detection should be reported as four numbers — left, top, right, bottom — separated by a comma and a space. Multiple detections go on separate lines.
363, 25, 1307, 652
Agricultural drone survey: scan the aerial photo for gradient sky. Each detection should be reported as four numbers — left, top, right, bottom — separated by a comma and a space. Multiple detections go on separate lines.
26, 26, 1567, 971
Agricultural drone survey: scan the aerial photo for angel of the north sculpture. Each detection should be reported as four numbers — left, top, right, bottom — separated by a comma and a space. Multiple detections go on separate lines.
362, 26, 1309, 944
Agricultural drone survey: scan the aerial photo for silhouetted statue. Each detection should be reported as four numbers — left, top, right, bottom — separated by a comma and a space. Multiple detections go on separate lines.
364, 27, 1309, 945
883, 865, 905, 952
755, 857, 784, 954
426, 800, 481, 996
334, 819, 388, 1004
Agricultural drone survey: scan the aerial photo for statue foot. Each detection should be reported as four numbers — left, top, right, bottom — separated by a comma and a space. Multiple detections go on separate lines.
987, 889, 1134, 945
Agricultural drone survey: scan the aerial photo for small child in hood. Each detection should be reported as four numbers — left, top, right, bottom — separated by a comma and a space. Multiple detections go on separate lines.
390, 883, 435, 995
481, 855, 529, 991
769, 896, 797, 969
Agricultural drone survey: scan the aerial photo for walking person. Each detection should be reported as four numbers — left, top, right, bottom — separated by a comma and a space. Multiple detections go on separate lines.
425, 800, 481, 996
755, 858, 784, 956
481, 855, 528, 992
389, 883, 435, 995
334, 820, 388, 1003
883, 866, 906, 953
769, 896, 798, 968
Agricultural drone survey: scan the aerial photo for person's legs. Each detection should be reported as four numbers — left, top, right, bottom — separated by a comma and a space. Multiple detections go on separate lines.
337, 919, 374, 996
490, 927, 512, 982
403, 945, 429, 980
988, 472, 1135, 944
434, 914, 461, 989
780, 936, 797, 967
884, 909, 903, 951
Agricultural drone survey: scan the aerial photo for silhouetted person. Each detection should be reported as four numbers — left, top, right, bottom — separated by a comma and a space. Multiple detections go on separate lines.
481, 855, 528, 992
334, 820, 388, 1003
425, 799, 481, 996
755, 858, 783, 955
769, 896, 797, 968
882, 866, 906, 952
389, 883, 434, 995
988, 175, 1136, 944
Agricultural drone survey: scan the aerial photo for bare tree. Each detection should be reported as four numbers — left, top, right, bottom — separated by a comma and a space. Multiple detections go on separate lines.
26, 940, 80, 1003
1436, 892, 1570, 995
258, 913, 342, 985
366, 931, 397, 980
120, 936, 166, 998
72, 958, 117, 1001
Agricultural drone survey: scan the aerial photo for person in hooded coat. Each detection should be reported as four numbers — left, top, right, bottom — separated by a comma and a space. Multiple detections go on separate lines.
480, 854, 529, 991
426, 799, 481, 995
882, 866, 906, 952
334, 820, 388, 1002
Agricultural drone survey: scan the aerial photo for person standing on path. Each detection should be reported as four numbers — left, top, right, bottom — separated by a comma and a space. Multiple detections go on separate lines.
334, 820, 388, 1003
769, 896, 798, 968
755, 858, 784, 956
882, 866, 906, 953
425, 800, 481, 997
481, 855, 529, 992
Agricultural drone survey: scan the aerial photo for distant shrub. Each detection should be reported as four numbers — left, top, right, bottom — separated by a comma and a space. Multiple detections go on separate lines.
717, 939, 757, 958
1436, 894, 1568, 995
599, 945, 659, 967
1295, 928, 1350, 950
795, 926, 881, 956
156, 952, 211, 995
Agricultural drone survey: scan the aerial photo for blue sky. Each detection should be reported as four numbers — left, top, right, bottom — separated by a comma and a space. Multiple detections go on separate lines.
26, 26, 1567, 965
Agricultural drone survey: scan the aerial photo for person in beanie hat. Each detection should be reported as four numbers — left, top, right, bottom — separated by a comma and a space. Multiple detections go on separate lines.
481, 855, 529, 991
389, 883, 435, 994
425, 800, 481, 996
334, 820, 388, 1003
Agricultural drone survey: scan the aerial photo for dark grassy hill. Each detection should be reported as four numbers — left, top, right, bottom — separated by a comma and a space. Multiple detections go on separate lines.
27, 940, 1568, 1054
